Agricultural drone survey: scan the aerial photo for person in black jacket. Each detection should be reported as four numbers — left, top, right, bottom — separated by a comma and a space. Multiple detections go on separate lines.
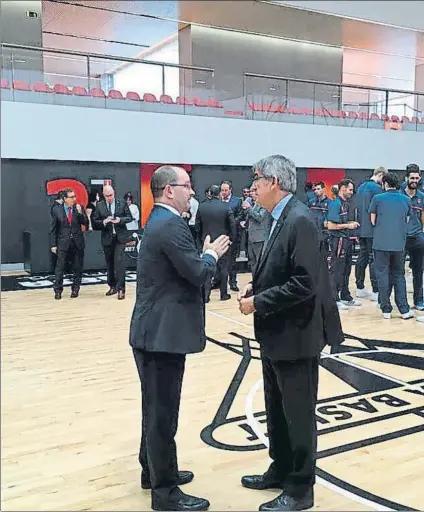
92, 185, 132, 300
129, 165, 230, 511
196, 184, 237, 301
49, 188, 89, 299
238, 155, 343, 512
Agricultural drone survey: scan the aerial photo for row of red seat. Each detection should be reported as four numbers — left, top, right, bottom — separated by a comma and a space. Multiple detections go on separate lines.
2, 79, 423, 122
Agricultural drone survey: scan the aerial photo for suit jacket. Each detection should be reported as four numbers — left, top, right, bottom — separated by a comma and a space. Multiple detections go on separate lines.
92, 199, 132, 246
129, 205, 217, 354
252, 197, 344, 360
224, 195, 243, 234
196, 197, 237, 243
49, 204, 89, 251
247, 203, 270, 243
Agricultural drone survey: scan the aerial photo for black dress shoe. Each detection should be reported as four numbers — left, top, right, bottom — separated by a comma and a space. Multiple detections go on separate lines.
230, 285, 239, 292
259, 489, 313, 511
152, 487, 209, 511
70, 290, 79, 298
117, 290, 125, 300
220, 294, 231, 301
241, 474, 282, 490
105, 288, 117, 296
141, 470, 194, 489
54, 292, 62, 300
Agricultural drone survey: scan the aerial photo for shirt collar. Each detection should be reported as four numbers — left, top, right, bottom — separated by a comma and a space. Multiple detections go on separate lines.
270, 193, 293, 222
156, 203, 181, 217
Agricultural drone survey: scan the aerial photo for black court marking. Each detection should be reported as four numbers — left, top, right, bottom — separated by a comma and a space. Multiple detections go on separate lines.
201, 333, 424, 510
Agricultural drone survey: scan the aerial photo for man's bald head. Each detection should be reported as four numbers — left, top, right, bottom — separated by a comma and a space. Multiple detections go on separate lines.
103, 185, 115, 204
151, 165, 193, 214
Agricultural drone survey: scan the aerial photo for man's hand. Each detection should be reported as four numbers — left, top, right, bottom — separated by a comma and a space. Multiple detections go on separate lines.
347, 221, 360, 230
237, 283, 253, 301
242, 201, 251, 209
239, 296, 255, 315
111, 217, 121, 224
103, 216, 113, 225
203, 235, 231, 258
51, 247, 57, 254
75, 204, 82, 213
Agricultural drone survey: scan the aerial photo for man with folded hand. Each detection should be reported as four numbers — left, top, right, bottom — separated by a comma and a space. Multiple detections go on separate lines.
129, 165, 230, 512
238, 155, 343, 512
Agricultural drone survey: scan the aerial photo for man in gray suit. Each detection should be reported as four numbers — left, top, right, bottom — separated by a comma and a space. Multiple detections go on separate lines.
129, 166, 230, 511
245, 184, 271, 270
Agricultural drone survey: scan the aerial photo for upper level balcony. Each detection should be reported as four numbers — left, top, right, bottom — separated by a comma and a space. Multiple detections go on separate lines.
2, 42, 424, 132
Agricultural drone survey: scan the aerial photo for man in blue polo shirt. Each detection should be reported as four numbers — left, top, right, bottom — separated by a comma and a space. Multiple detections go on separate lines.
401, 163, 424, 194
327, 179, 361, 310
309, 181, 331, 238
402, 167, 424, 311
354, 166, 388, 301
369, 172, 414, 320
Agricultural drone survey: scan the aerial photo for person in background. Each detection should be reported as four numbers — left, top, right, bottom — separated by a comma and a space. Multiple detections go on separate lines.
129, 166, 230, 511
86, 191, 99, 231
124, 192, 140, 231
327, 179, 361, 310
402, 167, 424, 312
354, 166, 388, 301
245, 184, 270, 271
50, 188, 89, 299
188, 195, 199, 246
369, 172, 414, 320
304, 182, 315, 206
92, 185, 132, 300
309, 181, 331, 239
239, 187, 251, 256
330, 184, 339, 200
401, 163, 424, 193
220, 180, 243, 291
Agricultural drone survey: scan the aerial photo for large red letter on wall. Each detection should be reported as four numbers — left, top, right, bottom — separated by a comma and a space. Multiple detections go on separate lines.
46, 179, 88, 207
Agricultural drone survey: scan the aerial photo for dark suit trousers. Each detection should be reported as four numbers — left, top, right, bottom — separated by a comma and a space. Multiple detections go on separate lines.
229, 239, 239, 285
248, 241, 263, 271
53, 240, 84, 293
262, 355, 319, 494
406, 234, 424, 305
133, 349, 186, 500
104, 235, 126, 291
205, 252, 229, 299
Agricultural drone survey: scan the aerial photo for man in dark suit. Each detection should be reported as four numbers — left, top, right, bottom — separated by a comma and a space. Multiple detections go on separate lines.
129, 166, 230, 512
92, 185, 132, 299
50, 188, 89, 299
220, 180, 243, 291
196, 184, 236, 302
238, 155, 343, 512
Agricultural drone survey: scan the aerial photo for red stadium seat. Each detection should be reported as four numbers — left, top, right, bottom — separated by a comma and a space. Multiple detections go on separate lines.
347, 111, 359, 119
160, 94, 174, 104
207, 98, 223, 108
1, 78, 10, 89
72, 86, 88, 96
369, 113, 380, 120
143, 93, 157, 103
32, 82, 52, 93
91, 88, 106, 98
401, 116, 410, 123
176, 96, 193, 105
126, 91, 141, 101
108, 89, 124, 99
53, 84, 71, 95
12, 80, 30, 91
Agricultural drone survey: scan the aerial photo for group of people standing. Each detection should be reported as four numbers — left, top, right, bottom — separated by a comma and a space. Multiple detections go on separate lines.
49, 186, 140, 300
307, 164, 424, 322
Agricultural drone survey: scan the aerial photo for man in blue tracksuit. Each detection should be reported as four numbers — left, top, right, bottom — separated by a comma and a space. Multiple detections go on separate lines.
309, 181, 331, 242
327, 179, 361, 310
369, 172, 414, 320
354, 167, 388, 301
402, 166, 424, 311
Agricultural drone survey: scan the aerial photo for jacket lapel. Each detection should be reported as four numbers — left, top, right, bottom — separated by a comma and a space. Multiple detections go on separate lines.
254, 196, 297, 278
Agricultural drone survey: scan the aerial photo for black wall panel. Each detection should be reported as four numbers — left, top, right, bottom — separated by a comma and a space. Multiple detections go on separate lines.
1, 159, 140, 264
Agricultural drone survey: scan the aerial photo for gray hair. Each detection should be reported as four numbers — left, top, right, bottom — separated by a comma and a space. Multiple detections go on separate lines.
253, 155, 297, 193
150, 165, 179, 199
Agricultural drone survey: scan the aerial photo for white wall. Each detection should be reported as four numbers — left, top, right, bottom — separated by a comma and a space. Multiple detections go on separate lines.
2, 101, 423, 169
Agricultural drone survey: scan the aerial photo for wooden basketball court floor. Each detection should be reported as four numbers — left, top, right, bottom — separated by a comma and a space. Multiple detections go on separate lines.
1, 272, 423, 511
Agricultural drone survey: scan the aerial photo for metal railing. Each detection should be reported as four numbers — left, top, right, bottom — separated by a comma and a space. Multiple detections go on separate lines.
1, 43, 423, 131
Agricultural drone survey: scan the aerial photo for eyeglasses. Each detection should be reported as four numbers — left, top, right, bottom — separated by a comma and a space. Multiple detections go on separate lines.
252, 174, 268, 183
163, 182, 192, 190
